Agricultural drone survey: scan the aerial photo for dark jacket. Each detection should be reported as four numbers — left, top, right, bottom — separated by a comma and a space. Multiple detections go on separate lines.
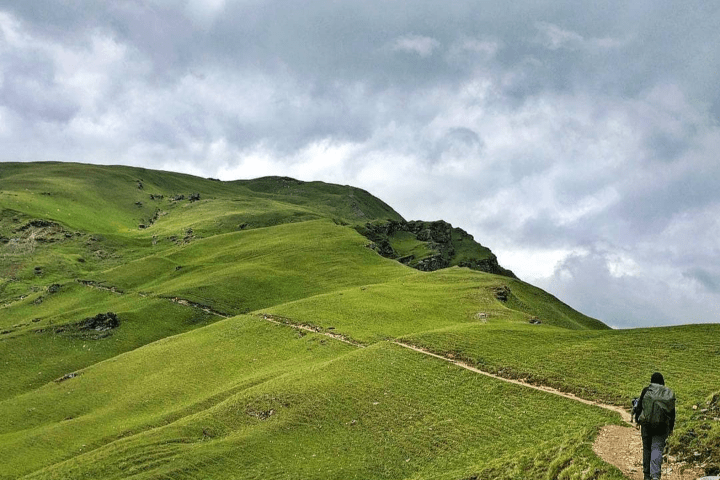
635, 384, 676, 436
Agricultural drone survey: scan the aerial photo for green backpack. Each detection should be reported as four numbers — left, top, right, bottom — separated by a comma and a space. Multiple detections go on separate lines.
638, 383, 675, 427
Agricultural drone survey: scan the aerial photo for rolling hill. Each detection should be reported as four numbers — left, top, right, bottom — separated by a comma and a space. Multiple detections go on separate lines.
1, 162, 718, 479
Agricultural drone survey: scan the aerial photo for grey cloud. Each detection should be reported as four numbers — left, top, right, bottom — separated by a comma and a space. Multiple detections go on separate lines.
683, 268, 720, 294
538, 249, 720, 328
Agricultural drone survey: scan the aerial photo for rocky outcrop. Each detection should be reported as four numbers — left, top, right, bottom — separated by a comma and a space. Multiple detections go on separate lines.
357, 219, 517, 278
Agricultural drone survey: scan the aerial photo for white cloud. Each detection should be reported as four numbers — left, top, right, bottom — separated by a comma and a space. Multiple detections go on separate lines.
535, 21, 627, 52
535, 22, 585, 50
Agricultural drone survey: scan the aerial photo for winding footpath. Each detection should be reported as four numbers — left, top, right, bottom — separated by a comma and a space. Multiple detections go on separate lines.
392, 341, 703, 480
255, 313, 705, 479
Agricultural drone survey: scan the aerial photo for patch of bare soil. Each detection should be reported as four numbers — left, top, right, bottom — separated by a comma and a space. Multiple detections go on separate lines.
593, 425, 704, 480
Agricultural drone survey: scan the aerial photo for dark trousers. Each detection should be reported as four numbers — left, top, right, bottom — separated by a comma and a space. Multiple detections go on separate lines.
642, 433, 667, 480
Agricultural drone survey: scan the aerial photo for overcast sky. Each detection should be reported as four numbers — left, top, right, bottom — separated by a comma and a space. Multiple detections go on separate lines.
1, 1, 719, 328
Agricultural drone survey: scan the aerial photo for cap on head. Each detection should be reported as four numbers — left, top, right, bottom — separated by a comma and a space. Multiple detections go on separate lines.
651, 372, 665, 385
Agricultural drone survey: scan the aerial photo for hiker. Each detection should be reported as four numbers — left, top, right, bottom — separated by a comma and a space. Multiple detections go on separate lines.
634, 372, 676, 480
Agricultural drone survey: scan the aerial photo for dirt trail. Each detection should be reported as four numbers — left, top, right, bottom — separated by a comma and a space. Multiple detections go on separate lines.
254, 316, 705, 479
594, 425, 703, 480
394, 342, 705, 480
394, 341, 630, 420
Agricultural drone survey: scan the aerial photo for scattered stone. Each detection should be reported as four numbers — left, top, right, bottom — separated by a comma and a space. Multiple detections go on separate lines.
136, 180, 144, 189
189, 193, 200, 202
171, 194, 185, 201
134, 201, 143, 207
247, 409, 276, 420
529, 317, 542, 325
54, 372, 81, 383
48, 284, 61, 294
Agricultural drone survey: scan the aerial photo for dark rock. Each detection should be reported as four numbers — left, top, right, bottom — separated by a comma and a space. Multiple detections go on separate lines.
416, 255, 450, 271
77, 312, 120, 332
458, 257, 516, 277
48, 284, 62, 294
171, 194, 185, 201
493, 286, 511, 302
18, 219, 58, 231
189, 193, 200, 202
397, 255, 415, 265
368, 239, 395, 257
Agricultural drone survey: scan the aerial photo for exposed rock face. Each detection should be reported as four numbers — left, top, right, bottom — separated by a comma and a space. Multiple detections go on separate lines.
357, 219, 517, 278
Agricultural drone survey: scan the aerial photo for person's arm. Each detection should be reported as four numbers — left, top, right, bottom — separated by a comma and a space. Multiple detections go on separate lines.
669, 408, 675, 434
635, 387, 648, 423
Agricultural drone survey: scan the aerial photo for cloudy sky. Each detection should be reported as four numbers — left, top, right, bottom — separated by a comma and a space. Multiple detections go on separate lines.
1, 1, 719, 328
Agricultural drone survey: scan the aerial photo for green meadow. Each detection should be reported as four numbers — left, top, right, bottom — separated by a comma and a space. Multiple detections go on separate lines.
1, 162, 718, 479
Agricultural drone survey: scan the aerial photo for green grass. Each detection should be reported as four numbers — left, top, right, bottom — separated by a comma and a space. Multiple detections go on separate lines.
400, 322, 720, 405
388, 230, 433, 262
263, 268, 607, 344
1, 162, 717, 479
3, 328, 623, 480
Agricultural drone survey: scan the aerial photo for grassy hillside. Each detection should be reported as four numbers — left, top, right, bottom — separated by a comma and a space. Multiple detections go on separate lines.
1, 162, 718, 479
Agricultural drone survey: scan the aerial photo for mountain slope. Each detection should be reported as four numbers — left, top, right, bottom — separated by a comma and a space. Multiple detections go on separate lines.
1, 162, 718, 479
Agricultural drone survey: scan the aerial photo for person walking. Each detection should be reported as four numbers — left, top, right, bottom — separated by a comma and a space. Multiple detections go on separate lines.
635, 372, 676, 480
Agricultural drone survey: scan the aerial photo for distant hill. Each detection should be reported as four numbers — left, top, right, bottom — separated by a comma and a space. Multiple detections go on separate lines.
1, 162, 717, 479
